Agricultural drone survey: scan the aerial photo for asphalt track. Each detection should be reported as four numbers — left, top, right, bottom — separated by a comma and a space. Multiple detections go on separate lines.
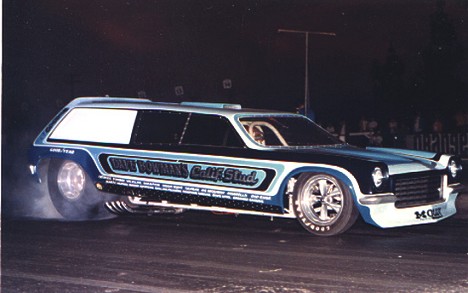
2, 186, 468, 292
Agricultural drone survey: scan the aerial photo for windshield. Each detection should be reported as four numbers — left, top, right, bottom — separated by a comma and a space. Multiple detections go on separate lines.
239, 115, 342, 147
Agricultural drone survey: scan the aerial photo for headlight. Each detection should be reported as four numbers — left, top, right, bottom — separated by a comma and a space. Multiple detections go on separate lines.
448, 159, 462, 178
372, 167, 387, 188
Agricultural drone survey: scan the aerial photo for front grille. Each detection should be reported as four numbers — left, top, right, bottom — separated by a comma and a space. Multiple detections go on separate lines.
393, 172, 442, 208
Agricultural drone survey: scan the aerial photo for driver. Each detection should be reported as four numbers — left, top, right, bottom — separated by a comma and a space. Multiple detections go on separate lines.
251, 126, 265, 145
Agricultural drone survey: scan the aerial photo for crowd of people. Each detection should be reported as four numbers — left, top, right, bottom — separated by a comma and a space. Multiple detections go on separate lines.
313, 110, 468, 148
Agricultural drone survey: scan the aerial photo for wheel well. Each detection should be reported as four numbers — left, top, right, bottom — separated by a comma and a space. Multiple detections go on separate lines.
281, 170, 355, 211
282, 173, 306, 209
35, 152, 100, 185
36, 158, 51, 183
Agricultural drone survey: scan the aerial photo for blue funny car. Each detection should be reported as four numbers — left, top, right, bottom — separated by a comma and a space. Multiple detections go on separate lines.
29, 97, 464, 236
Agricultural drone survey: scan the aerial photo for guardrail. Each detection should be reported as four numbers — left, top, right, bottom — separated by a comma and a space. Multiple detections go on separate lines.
345, 132, 468, 157
406, 133, 468, 157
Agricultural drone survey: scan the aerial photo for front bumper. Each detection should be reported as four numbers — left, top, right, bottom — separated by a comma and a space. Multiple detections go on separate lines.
357, 183, 464, 228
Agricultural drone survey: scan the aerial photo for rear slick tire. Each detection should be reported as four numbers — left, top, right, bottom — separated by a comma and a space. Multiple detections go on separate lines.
293, 173, 359, 236
48, 159, 112, 220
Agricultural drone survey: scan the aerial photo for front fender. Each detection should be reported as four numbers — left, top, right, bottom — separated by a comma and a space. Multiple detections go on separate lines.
277, 165, 376, 226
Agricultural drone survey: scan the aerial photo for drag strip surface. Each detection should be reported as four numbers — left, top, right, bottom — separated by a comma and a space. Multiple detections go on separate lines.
2, 194, 468, 292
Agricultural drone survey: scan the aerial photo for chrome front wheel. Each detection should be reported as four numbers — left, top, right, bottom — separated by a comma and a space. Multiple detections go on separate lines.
293, 173, 358, 236
299, 175, 344, 225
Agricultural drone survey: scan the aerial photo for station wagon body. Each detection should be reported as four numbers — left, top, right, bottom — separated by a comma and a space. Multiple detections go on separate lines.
29, 97, 464, 235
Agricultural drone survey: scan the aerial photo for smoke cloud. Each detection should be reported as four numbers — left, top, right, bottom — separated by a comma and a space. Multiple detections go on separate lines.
2, 101, 116, 221
3, 129, 62, 219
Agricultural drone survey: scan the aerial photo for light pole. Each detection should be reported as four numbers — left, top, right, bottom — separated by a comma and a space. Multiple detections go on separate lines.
278, 29, 336, 117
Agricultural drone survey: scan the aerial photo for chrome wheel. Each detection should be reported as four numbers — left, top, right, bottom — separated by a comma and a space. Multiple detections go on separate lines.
57, 161, 85, 200
298, 175, 344, 225
48, 159, 114, 220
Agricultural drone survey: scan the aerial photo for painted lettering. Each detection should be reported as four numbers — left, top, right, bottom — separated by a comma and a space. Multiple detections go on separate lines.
223, 168, 258, 185
109, 158, 137, 172
415, 207, 443, 220
136, 160, 188, 178
190, 165, 224, 182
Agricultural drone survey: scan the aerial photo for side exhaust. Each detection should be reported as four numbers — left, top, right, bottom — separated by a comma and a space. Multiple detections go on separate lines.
105, 200, 185, 215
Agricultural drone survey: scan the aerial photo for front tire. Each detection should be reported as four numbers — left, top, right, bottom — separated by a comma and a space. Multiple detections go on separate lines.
48, 159, 112, 220
293, 173, 358, 236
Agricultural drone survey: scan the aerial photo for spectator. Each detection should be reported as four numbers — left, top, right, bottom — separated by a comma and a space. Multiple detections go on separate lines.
453, 111, 467, 132
383, 118, 403, 147
296, 103, 315, 122
366, 117, 382, 146
325, 122, 336, 134
369, 131, 383, 146
432, 118, 443, 133
359, 116, 368, 132
368, 117, 378, 131
412, 112, 424, 133
338, 120, 347, 142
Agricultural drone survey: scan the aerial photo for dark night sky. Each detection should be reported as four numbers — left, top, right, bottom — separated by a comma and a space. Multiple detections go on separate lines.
2, 1, 468, 210
3, 0, 468, 129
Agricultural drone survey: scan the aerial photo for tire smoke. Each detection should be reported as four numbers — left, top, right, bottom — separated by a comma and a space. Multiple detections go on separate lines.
3, 142, 62, 219
2, 125, 115, 221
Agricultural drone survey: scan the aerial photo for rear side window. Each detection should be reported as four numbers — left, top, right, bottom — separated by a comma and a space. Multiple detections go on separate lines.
49, 108, 137, 144
133, 110, 188, 145
182, 114, 243, 147
132, 111, 243, 147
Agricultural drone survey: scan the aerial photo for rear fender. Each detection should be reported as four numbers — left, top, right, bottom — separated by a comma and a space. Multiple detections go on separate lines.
29, 146, 101, 183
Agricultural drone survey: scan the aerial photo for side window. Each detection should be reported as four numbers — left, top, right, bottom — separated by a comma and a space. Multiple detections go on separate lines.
49, 108, 137, 144
133, 110, 188, 145
182, 114, 244, 147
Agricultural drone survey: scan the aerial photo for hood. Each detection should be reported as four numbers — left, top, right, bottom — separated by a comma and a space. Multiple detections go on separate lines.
296, 145, 444, 175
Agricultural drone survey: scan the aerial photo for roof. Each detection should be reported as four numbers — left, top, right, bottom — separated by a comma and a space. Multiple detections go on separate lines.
64, 96, 292, 116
